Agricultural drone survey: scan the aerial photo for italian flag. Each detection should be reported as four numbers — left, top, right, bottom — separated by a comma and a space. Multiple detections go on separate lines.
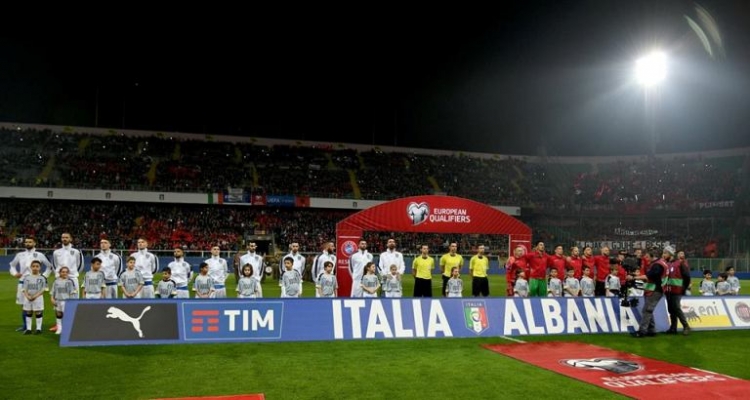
464, 307, 488, 332
207, 193, 223, 204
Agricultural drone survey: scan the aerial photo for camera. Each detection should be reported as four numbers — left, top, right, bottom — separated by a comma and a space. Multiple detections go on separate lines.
618, 255, 641, 307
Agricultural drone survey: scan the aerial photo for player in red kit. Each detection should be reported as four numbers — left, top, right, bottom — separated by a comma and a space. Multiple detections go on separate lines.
582, 246, 595, 278
522, 241, 550, 297
593, 247, 612, 296
505, 246, 529, 296
548, 245, 566, 280
566, 246, 583, 279
615, 251, 629, 286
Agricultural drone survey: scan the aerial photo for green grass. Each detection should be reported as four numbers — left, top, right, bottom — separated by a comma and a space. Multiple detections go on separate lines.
1, 275, 748, 400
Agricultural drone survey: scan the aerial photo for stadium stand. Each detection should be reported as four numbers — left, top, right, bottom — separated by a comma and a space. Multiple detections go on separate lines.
1, 125, 748, 257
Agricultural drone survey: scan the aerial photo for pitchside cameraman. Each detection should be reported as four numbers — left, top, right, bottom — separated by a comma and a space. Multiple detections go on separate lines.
629, 247, 673, 338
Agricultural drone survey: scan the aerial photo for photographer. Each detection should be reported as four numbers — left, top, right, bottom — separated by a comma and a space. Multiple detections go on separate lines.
630, 247, 672, 338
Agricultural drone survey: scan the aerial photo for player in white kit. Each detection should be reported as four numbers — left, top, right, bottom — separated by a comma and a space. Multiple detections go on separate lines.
348, 240, 373, 297
239, 242, 264, 297
130, 238, 159, 298
312, 241, 336, 297
205, 246, 228, 298
167, 247, 192, 298
52, 233, 84, 296
9, 237, 51, 331
94, 239, 122, 299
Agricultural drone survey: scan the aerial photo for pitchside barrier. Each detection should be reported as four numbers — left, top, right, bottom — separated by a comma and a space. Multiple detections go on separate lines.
58, 295, 750, 347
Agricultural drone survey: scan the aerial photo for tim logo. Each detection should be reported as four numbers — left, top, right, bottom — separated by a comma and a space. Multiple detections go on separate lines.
182, 302, 284, 341
191, 309, 220, 333
463, 301, 489, 334
562, 358, 641, 374
341, 240, 358, 257
407, 202, 429, 226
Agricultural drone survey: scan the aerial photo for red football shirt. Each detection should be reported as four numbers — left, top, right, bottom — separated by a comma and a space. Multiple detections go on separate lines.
567, 256, 583, 280
593, 255, 611, 282
524, 251, 550, 279
548, 255, 566, 279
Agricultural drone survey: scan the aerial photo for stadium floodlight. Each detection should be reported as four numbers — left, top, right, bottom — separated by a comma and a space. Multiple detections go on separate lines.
635, 51, 667, 87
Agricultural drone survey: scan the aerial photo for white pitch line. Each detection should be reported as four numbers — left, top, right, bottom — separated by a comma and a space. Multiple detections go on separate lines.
500, 336, 527, 344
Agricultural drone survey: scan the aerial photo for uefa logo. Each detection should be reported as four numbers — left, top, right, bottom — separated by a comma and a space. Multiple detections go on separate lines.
561, 358, 641, 374
407, 202, 430, 226
341, 240, 358, 257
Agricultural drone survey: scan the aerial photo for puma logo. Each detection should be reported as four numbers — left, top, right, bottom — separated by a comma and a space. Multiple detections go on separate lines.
106, 306, 151, 338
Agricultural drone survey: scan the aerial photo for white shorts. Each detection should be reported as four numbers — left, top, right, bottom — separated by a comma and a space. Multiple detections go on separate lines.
281, 292, 300, 298
139, 284, 155, 299
54, 300, 66, 313
385, 291, 403, 298
104, 283, 118, 299
23, 296, 44, 311
237, 294, 257, 299
211, 287, 227, 298
447, 293, 461, 298
85, 293, 103, 299
363, 293, 378, 298
175, 289, 190, 299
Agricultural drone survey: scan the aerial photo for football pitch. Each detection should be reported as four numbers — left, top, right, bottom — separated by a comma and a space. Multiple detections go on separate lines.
1, 274, 748, 400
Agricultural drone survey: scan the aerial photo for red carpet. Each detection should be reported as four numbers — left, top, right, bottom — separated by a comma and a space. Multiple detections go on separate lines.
155, 395, 264, 400
485, 342, 750, 399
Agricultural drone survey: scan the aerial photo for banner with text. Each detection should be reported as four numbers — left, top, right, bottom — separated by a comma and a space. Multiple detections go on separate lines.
59, 296, 695, 347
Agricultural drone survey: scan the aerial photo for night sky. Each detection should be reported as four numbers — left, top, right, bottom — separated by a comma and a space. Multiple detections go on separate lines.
2, 0, 750, 156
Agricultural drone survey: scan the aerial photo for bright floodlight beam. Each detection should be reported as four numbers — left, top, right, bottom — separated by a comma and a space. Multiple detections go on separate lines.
635, 51, 667, 87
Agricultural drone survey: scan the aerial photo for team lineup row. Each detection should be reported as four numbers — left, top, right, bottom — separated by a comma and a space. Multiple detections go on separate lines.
11, 234, 743, 335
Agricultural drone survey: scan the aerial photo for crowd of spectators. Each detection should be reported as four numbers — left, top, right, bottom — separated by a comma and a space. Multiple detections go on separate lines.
0, 128, 547, 206
2, 198, 742, 259
530, 214, 743, 258
1, 128, 746, 212
0, 199, 509, 254
567, 156, 744, 212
